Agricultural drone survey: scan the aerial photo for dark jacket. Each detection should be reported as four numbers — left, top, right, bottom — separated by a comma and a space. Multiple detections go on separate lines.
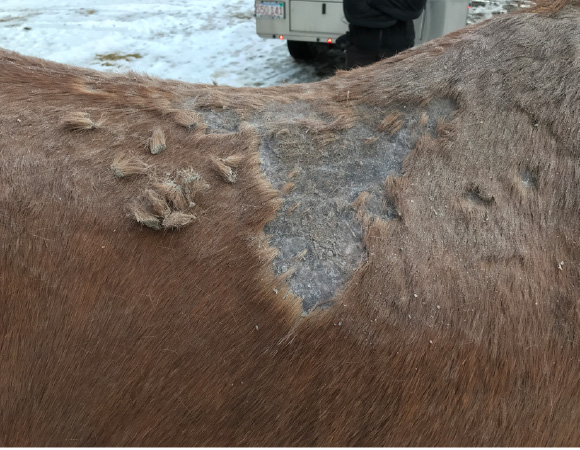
343, 0, 427, 53
343, 0, 427, 28
367, 0, 427, 21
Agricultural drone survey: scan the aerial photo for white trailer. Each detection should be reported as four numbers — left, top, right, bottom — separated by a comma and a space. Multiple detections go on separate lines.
255, 0, 471, 59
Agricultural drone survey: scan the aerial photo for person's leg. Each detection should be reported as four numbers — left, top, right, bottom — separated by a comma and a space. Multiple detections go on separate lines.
345, 25, 383, 69
377, 48, 396, 61
379, 20, 415, 56
345, 44, 380, 69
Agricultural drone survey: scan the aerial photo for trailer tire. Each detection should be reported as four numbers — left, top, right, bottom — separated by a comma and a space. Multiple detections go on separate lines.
287, 40, 318, 60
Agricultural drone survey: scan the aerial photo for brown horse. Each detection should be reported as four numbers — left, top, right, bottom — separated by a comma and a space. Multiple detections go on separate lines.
1, 0, 578, 445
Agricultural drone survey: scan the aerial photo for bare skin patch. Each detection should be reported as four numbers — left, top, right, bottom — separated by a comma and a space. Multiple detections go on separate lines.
183, 101, 240, 134
255, 99, 456, 311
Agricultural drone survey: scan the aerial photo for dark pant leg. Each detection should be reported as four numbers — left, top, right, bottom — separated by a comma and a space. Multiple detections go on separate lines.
345, 44, 381, 69
345, 21, 415, 69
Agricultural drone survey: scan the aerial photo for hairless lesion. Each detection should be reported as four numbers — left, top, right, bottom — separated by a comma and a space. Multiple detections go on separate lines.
255, 98, 457, 311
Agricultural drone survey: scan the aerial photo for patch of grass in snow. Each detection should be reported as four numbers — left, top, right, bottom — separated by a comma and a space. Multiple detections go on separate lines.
232, 12, 253, 20
0, 16, 22, 23
467, 0, 535, 25
96, 53, 143, 66
0, 14, 38, 24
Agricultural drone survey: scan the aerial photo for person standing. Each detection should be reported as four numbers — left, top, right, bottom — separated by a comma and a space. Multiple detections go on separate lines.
342, 0, 427, 69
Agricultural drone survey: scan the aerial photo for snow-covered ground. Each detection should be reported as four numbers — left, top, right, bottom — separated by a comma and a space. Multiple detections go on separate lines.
0, 0, 534, 87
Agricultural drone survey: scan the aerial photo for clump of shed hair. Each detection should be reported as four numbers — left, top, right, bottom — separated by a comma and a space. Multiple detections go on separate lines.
221, 153, 246, 169
148, 126, 166, 155
162, 211, 196, 229
172, 109, 204, 131
129, 168, 208, 231
211, 156, 237, 183
378, 112, 404, 135
130, 202, 162, 230
62, 111, 99, 131
110, 153, 149, 178
175, 168, 210, 202
145, 188, 172, 217
153, 180, 190, 210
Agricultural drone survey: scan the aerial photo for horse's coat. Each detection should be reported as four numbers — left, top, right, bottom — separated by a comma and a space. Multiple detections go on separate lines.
0, 0, 579, 445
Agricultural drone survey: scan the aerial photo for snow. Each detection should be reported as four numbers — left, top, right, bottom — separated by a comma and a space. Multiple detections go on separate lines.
467, 0, 534, 23
0, 0, 533, 87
